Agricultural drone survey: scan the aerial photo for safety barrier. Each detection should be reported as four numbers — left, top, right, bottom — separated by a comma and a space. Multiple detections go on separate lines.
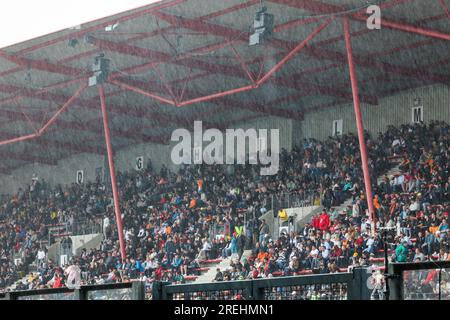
2, 262, 448, 300
2, 282, 144, 300
270, 191, 320, 210
388, 260, 450, 300
155, 268, 370, 300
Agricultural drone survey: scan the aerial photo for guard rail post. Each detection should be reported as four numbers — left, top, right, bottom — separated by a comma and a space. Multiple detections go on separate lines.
348, 267, 370, 300
388, 263, 403, 300
131, 281, 145, 300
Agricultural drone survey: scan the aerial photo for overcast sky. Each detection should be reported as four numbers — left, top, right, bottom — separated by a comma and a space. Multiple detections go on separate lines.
0, 0, 161, 49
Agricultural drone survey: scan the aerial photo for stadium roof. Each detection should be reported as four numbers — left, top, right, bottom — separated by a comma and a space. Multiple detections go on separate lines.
0, 0, 449, 173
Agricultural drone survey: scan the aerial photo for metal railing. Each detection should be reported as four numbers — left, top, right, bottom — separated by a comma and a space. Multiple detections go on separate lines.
270, 191, 320, 211
71, 218, 103, 236
388, 260, 450, 300
157, 268, 370, 300
5, 262, 449, 300
2, 282, 144, 300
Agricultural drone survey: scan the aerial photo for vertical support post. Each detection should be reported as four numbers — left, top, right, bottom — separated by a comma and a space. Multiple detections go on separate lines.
251, 281, 262, 300
342, 18, 376, 235
131, 281, 145, 300
74, 288, 87, 300
98, 85, 126, 262
151, 281, 163, 300
383, 229, 390, 300
387, 264, 403, 300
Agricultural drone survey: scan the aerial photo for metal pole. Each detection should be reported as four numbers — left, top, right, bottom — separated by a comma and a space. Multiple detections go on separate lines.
177, 84, 255, 107
383, 229, 390, 300
439, 0, 450, 19
438, 269, 442, 300
0, 133, 37, 147
353, 13, 450, 41
0, 83, 86, 147
38, 83, 87, 135
342, 18, 376, 235
110, 79, 177, 106
98, 85, 126, 262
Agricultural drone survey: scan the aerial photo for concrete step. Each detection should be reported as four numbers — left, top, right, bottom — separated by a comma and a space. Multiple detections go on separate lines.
377, 164, 402, 184
194, 250, 253, 283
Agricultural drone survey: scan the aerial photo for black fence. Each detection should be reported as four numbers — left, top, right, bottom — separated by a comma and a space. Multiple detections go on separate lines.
0, 269, 369, 301
155, 268, 370, 300
1, 282, 144, 300
2, 262, 448, 300
388, 260, 450, 300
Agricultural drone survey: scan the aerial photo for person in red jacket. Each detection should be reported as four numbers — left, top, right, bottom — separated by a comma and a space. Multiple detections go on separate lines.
311, 214, 320, 229
318, 209, 330, 231
52, 274, 63, 288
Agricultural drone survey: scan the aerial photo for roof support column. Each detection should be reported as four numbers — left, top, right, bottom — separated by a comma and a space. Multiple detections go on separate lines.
342, 18, 376, 235
98, 85, 126, 262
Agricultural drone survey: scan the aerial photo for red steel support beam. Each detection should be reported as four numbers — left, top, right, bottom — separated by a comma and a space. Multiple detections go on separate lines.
0, 77, 87, 108
0, 83, 86, 148
153, 66, 178, 104
439, 0, 450, 19
200, 0, 260, 20
0, 80, 216, 144
0, 133, 37, 147
38, 83, 87, 135
1, 0, 445, 105
0, 0, 241, 82
257, 19, 333, 86
352, 14, 450, 41
149, 12, 382, 104
0, 50, 84, 77
109, 79, 177, 106
272, 0, 450, 42
14, 0, 186, 55
230, 46, 256, 83
115, 18, 331, 108
177, 84, 255, 107
343, 18, 376, 234
113, 76, 304, 120
98, 85, 126, 262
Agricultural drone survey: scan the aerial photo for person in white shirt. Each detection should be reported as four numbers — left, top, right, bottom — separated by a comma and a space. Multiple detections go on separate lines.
125, 229, 133, 241
320, 245, 329, 259
65, 263, 81, 289
310, 246, 319, 257
363, 235, 375, 254
198, 239, 212, 260
103, 216, 110, 237
36, 249, 46, 266
137, 227, 145, 239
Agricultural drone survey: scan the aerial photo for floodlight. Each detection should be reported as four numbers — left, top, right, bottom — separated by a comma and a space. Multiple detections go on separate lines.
249, 7, 274, 46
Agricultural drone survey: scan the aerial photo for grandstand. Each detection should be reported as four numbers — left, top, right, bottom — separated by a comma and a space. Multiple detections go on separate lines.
0, 0, 449, 301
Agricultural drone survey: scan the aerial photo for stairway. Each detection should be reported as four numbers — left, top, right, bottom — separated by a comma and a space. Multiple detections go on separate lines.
194, 250, 253, 284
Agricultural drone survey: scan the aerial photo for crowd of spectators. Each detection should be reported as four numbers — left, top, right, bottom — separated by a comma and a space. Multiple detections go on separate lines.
213, 121, 449, 282
0, 121, 448, 293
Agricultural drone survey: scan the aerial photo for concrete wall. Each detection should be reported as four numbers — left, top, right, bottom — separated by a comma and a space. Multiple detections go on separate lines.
297, 84, 450, 141
71, 233, 103, 256
232, 116, 293, 152
114, 142, 178, 174
0, 152, 104, 195
112, 116, 293, 177
259, 206, 321, 239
